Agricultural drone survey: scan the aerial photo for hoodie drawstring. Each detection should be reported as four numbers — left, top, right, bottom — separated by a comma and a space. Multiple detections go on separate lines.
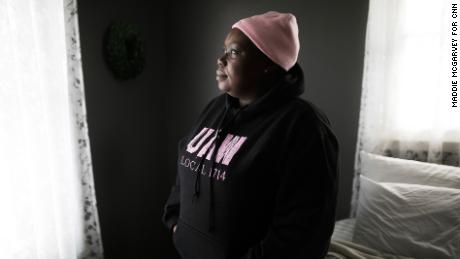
208, 106, 244, 232
190, 104, 244, 233
192, 106, 228, 203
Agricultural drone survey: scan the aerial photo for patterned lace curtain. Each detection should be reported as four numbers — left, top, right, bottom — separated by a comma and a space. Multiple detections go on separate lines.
0, 0, 103, 258
65, 0, 104, 258
350, 0, 460, 217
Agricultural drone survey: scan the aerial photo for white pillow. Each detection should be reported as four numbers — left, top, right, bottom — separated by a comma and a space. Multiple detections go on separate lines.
353, 175, 460, 259
360, 151, 460, 189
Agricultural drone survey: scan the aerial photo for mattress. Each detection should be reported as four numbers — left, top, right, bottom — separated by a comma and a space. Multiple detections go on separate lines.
331, 217, 356, 242
327, 218, 415, 259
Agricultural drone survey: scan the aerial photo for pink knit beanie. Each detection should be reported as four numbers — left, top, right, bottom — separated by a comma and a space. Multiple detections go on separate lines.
232, 11, 300, 71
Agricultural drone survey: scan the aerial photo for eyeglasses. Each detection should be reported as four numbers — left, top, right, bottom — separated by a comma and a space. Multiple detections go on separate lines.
221, 47, 241, 60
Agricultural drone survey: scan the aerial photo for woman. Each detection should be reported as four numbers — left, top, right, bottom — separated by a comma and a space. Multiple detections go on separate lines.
162, 11, 340, 259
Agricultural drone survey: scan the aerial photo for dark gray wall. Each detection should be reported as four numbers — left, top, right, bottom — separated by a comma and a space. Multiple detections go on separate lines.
78, 1, 368, 258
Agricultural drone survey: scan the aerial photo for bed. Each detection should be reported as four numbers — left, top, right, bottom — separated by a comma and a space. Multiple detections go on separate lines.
325, 151, 460, 259
326, 218, 414, 259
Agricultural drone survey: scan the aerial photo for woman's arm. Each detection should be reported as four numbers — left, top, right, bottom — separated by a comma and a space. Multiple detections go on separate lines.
162, 169, 181, 236
162, 97, 220, 236
240, 118, 340, 259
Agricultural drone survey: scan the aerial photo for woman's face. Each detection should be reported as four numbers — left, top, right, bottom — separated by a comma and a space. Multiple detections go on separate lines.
216, 28, 271, 99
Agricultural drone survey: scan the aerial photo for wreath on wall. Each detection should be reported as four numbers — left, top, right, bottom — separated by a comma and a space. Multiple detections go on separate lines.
103, 21, 145, 81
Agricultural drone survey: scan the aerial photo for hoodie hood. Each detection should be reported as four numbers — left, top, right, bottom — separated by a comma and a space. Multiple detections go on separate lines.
192, 75, 305, 233
224, 75, 305, 123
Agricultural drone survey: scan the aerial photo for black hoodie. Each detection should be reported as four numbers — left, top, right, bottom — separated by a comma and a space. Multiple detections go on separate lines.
162, 76, 340, 259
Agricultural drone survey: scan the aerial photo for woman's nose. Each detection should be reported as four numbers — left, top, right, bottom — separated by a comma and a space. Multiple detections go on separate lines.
217, 54, 226, 67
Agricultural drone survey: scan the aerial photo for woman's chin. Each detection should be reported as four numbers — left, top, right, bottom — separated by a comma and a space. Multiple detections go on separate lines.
217, 82, 231, 92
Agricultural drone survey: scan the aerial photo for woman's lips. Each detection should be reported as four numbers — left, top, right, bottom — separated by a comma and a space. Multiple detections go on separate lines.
216, 71, 228, 81
216, 76, 227, 81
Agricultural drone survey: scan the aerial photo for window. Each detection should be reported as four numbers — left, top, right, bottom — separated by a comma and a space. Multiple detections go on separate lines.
0, 0, 103, 258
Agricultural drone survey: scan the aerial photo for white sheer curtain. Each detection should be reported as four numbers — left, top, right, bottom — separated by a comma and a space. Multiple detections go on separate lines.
0, 0, 103, 258
351, 0, 460, 217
